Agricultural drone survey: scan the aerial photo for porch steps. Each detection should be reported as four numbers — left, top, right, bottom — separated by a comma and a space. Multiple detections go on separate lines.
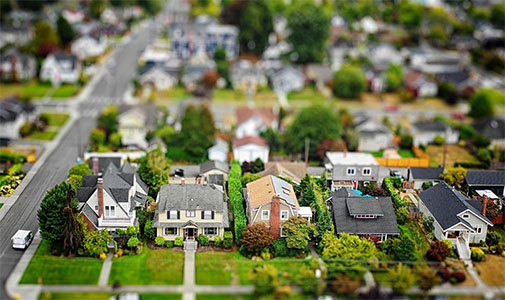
456, 237, 470, 260
184, 239, 198, 250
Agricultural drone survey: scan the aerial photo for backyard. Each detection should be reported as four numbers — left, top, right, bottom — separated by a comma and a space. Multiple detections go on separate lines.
195, 251, 311, 285
425, 145, 479, 167
20, 240, 103, 285
108, 246, 185, 285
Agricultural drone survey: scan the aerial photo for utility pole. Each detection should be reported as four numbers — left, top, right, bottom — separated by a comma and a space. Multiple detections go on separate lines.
304, 138, 310, 163
442, 128, 448, 168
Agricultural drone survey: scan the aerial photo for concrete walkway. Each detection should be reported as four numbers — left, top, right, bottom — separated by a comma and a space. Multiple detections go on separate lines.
98, 253, 114, 286
182, 249, 196, 300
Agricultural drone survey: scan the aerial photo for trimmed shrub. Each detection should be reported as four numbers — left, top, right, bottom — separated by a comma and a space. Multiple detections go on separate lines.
486, 231, 502, 246
228, 160, 247, 243
223, 231, 233, 248
0, 152, 27, 164
427, 240, 451, 261
155, 236, 165, 247
434, 135, 445, 145
214, 236, 221, 247
451, 271, 466, 283
198, 234, 210, 246
471, 247, 486, 262
421, 181, 433, 190
165, 241, 174, 248
174, 237, 183, 247
383, 177, 407, 208
395, 207, 409, 225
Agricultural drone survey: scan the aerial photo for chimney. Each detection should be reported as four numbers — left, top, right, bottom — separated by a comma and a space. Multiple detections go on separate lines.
482, 197, 488, 217
93, 157, 99, 176
181, 177, 185, 185
97, 178, 104, 218
270, 195, 281, 239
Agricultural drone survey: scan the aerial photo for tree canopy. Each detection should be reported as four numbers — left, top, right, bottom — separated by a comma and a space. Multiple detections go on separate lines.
238, 0, 273, 56
283, 216, 317, 251
385, 63, 403, 92
178, 104, 216, 163
138, 147, 170, 197
57, 14, 76, 48
469, 89, 502, 119
30, 21, 60, 58
333, 65, 367, 99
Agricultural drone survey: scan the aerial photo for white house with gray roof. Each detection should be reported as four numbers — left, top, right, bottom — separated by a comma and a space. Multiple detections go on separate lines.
418, 182, 493, 259
153, 183, 229, 241
40, 53, 81, 85
324, 152, 380, 190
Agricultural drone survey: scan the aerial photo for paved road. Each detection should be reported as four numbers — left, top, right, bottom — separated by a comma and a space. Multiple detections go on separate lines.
0, 19, 158, 300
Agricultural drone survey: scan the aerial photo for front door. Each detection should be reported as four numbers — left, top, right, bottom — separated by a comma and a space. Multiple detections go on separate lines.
185, 228, 195, 239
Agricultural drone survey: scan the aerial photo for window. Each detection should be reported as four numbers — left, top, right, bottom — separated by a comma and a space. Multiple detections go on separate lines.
463, 214, 469, 218
475, 225, 482, 234
362, 168, 371, 176
164, 227, 178, 235
261, 210, 270, 220
105, 206, 110, 217
204, 227, 218, 235
280, 227, 287, 237
203, 210, 214, 220
282, 187, 291, 196
187, 210, 195, 217
110, 206, 115, 217
346, 168, 356, 175
94, 205, 98, 212
168, 210, 179, 219
280, 210, 289, 220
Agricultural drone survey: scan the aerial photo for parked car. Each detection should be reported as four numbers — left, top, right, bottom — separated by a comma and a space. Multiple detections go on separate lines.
11, 230, 33, 250
389, 169, 403, 180
109, 293, 140, 300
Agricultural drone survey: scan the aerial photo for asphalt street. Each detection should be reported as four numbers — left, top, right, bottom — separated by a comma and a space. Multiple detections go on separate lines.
0, 19, 158, 300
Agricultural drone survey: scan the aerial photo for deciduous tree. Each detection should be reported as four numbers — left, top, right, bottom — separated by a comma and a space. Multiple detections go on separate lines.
138, 147, 170, 197
333, 65, 367, 99
283, 216, 317, 251
56, 14, 76, 48
240, 224, 273, 255
238, 0, 273, 56
469, 89, 501, 119
389, 264, 415, 295
427, 240, 450, 262
442, 166, 466, 190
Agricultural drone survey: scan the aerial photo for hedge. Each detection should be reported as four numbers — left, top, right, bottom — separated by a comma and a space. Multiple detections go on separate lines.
228, 160, 247, 244
383, 177, 407, 209
0, 152, 27, 164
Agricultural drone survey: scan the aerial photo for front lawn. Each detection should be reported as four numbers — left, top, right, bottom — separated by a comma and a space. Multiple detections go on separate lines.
38, 292, 181, 300
195, 251, 311, 285
51, 85, 79, 98
398, 149, 416, 158
0, 82, 52, 99
20, 239, 103, 285
425, 145, 479, 167
24, 112, 70, 141
288, 87, 328, 105
42, 112, 70, 127
364, 150, 384, 158
26, 131, 58, 141
108, 246, 184, 285
475, 255, 505, 286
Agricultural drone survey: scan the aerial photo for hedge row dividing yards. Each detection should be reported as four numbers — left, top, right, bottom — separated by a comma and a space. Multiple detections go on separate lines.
383, 177, 407, 209
228, 160, 247, 244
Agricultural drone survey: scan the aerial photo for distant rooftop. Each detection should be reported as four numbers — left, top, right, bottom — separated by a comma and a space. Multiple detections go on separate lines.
326, 152, 378, 166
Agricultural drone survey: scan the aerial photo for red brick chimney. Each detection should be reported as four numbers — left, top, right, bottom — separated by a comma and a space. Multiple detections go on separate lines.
97, 178, 104, 218
181, 177, 185, 185
270, 195, 281, 239
482, 197, 488, 217
93, 157, 99, 176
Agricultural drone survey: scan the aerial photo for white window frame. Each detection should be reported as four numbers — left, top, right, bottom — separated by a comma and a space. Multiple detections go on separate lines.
169, 210, 178, 219
346, 168, 356, 176
110, 205, 115, 217
280, 227, 287, 237
362, 168, 371, 176
204, 227, 219, 235
261, 210, 270, 220
204, 210, 213, 220
105, 206, 110, 217
280, 210, 289, 220
187, 210, 195, 217
164, 227, 178, 235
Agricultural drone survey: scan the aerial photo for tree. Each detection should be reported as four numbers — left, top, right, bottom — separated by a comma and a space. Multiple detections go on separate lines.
144, 220, 155, 239
213, 47, 230, 87
331, 274, 361, 297
283, 216, 317, 251
240, 224, 273, 255
89, 129, 106, 151
442, 167, 466, 190
260, 128, 283, 153
286, 105, 341, 160
287, 1, 329, 63
427, 240, 450, 262
385, 63, 403, 92
422, 181, 433, 190
459, 124, 475, 140
237, 0, 273, 56
178, 105, 216, 162
469, 89, 502, 119
127, 237, 140, 252
252, 158, 264, 173
317, 139, 346, 161
248, 264, 280, 296
397, 2, 423, 30
391, 235, 417, 262
229, 160, 246, 242
473, 134, 491, 148
417, 266, 441, 294
80, 225, 112, 257
90, 0, 109, 19
68, 164, 92, 177
395, 207, 409, 225
241, 172, 260, 187
490, 3, 505, 28
17, 0, 44, 11
109, 132, 122, 149
56, 14, 76, 48
343, 129, 359, 151
333, 65, 367, 99
30, 21, 60, 58
299, 188, 317, 206
38, 182, 78, 248
399, 133, 413, 149
62, 185, 83, 255
190, 0, 220, 18
137, 0, 163, 15
438, 82, 458, 105
138, 147, 170, 197
97, 106, 118, 136
388, 264, 415, 295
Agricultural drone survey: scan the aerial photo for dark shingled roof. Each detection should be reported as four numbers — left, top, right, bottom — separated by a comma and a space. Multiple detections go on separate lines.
412, 121, 448, 132
328, 188, 399, 235
156, 184, 227, 212
473, 118, 505, 140
200, 160, 229, 174
410, 167, 444, 180
466, 170, 505, 186
87, 157, 121, 173
346, 198, 384, 216
418, 182, 491, 230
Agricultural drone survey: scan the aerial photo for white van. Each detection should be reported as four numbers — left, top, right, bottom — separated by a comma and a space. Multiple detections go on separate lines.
11, 230, 33, 250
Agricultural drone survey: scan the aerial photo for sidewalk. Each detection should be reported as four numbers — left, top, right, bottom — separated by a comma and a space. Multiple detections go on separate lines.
182, 249, 195, 300
98, 253, 114, 287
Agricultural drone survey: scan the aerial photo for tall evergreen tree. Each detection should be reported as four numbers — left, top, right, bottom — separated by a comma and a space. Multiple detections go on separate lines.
179, 104, 216, 162
57, 14, 76, 48
62, 185, 83, 255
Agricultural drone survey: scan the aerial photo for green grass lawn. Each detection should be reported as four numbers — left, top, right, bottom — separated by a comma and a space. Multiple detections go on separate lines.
287, 87, 328, 105
397, 149, 416, 158
108, 246, 184, 285
426, 145, 479, 167
0, 203, 3, 209
398, 219, 430, 260
195, 251, 311, 285
26, 130, 58, 141
20, 240, 103, 285
0, 82, 52, 99
24, 112, 69, 141
41, 112, 70, 127
364, 150, 384, 157
38, 292, 181, 300
51, 85, 79, 98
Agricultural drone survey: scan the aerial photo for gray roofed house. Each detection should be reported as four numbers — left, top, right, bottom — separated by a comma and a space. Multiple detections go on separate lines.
0, 97, 36, 140
353, 114, 394, 151
88, 156, 121, 175
118, 104, 160, 150
0, 49, 37, 81
465, 170, 505, 197
170, 161, 230, 186
472, 117, 505, 147
418, 182, 492, 259
410, 120, 459, 146
327, 188, 399, 242
407, 167, 444, 189
40, 52, 81, 84
153, 183, 229, 242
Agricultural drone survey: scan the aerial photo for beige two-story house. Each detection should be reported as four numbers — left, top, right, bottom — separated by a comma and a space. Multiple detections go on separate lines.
244, 175, 302, 239
153, 183, 229, 241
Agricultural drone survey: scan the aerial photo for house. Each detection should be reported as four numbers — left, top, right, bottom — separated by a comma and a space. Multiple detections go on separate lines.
435, 71, 477, 97
358, 16, 379, 34
62, 9, 84, 24
233, 136, 269, 163
353, 114, 394, 151
324, 152, 380, 190
204, 24, 239, 60
410, 121, 459, 146
153, 183, 229, 241
0, 49, 37, 82
368, 43, 403, 72
465, 170, 505, 197
235, 107, 278, 138
364, 69, 384, 93
326, 188, 400, 242
472, 117, 505, 147
244, 175, 302, 239
410, 49, 465, 74
403, 69, 438, 98
139, 64, 178, 91
0, 25, 32, 48
71, 34, 107, 60
170, 165, 200, 185
230, 60, 268, 91
270, 66, 305, 94
170, 160, 229, 186
304, 64, 333, 91
118, 105, 159, 150
257, 162, 307, 185
0, 97, 36, 140
407, 167, 444, 189
88, 156, 121, 176
418, 182, 493, 259
77, 162, 149, 232
208, 138, 228, 162
40, 53, 81, 85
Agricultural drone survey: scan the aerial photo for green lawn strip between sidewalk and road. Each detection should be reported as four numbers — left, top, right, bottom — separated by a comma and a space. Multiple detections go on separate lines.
38, 292, 181, 300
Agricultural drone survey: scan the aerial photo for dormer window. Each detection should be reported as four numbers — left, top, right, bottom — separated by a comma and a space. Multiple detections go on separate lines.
347, 168, 356, 175
463, 214, 469, 218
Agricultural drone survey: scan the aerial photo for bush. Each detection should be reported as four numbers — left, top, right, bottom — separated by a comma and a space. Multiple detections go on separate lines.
451, 271, 466, 283
395, 207, 409, 225
214, 236, 221, 247
165, 241, 174, 248
434, 135, 445, 145
144, 220, 155, 240
0, 152, 27, 164
400, 134, 413, 149
454, 161, 489, 169
471, 247, 486, 262
155, 236, 165, 247
427, 240, 451, 262
383, 177, 407, 208
228, 160, 247, 243
127, 237, 140, 249
486, 232, 502, 246
223, 231, 233, 248
422, 216, 435, 233
421, 181, 433, 190
174, 237, 183, 247
19, 122, 34, 137
438, 267, 451, 282
391, 235, 417, 262
241, 224, 273, 256
99, 252, 107, 260
198, 234, 210, 246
